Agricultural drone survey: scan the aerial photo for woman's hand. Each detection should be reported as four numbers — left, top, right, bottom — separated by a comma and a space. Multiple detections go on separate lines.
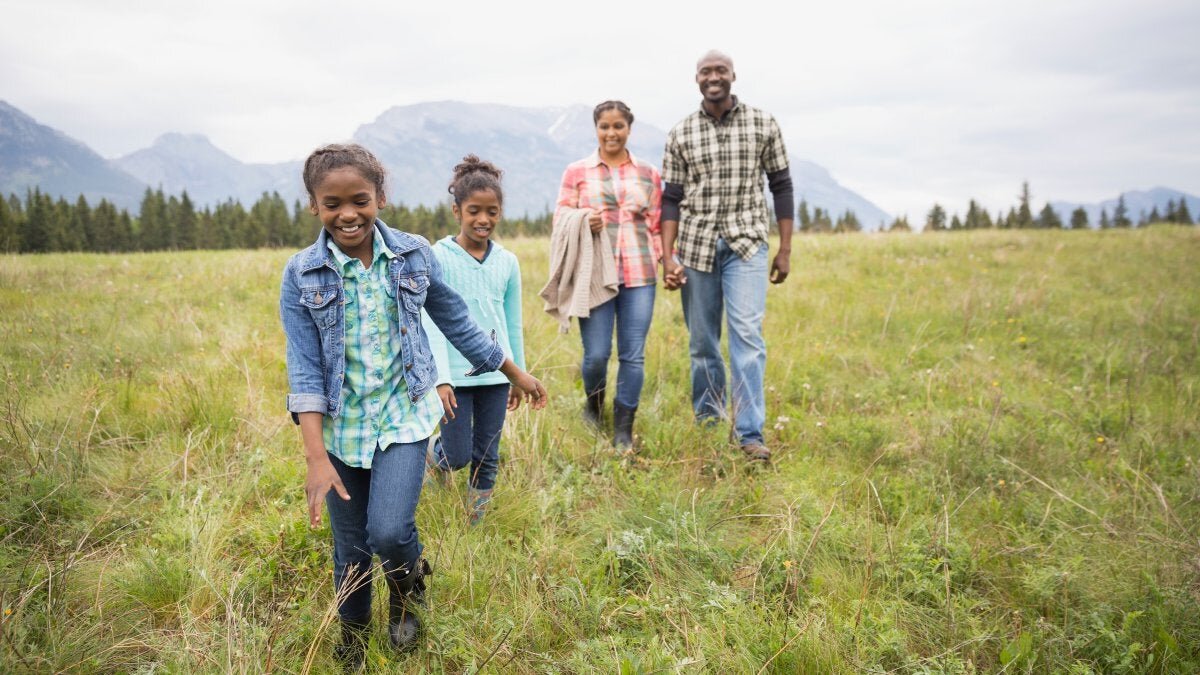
436, 383, 457, 423
305, 454, 349, 527
587, 210, 604, 234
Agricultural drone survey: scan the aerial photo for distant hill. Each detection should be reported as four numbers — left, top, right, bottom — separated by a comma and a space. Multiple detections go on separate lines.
355, 101, 892, 227
0, 99, 892, 226
0, 100, 145, 210
114, 133, 301, 207
1052, 188, 1199, 227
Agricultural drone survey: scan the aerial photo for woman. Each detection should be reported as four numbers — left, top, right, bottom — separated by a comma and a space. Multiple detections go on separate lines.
554, 100, 662, 450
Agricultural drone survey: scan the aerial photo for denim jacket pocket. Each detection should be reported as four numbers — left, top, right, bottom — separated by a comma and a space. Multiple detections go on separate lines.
398, 274, 430, 313
300, 285, 340, 327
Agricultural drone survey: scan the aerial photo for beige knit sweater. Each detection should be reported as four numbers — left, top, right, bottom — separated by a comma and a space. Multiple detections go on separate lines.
539, 207, 619, 332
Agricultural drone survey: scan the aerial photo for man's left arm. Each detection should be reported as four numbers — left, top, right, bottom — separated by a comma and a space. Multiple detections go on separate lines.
763, 116, 794, 284
767, 168, 794, 284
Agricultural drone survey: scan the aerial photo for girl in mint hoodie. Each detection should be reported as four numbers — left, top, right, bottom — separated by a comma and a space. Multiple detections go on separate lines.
423, 155, 526, 524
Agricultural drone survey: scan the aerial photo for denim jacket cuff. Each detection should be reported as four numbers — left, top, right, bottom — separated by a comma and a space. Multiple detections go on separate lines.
464, 330, 506, 377
287, 393, 328, 424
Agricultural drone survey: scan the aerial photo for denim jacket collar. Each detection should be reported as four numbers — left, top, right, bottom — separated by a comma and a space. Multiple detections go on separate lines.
299, 219, 422, 274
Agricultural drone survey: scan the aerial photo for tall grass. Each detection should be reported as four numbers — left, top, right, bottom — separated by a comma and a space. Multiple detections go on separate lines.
1, 227, 1197, 673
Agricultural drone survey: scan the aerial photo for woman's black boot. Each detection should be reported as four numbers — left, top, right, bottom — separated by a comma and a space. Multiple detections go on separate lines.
613, 404, 636, 451
583, 388, 605, 426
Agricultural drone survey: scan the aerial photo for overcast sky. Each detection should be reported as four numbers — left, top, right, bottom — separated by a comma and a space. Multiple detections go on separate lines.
3, 0, 1198, 218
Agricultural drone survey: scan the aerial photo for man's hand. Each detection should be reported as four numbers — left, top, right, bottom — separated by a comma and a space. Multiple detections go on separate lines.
770, 249, 791, 284
436, 383, 457, 423
587, 210, 604, 234
305, 454, 349, 527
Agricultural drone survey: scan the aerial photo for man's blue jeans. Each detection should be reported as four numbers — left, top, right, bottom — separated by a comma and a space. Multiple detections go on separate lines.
325, 441, 426, 621
578, 284, 656, 410
680, 238, 768, 446
430, 383, 509, 491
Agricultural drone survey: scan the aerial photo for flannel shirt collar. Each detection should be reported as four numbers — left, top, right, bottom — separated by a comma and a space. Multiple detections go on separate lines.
326, 223, 395, 274
585, 149, 648, 171
699, 95, 742, 123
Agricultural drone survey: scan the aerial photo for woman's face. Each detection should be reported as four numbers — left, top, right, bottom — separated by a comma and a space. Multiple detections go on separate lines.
595, 109, 631, 157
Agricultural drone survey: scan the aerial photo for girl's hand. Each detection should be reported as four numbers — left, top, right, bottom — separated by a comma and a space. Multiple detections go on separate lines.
587, 210, 604, 234
437, 384, 457, 423
305, 455, 350, 527
507, 372, 548, 411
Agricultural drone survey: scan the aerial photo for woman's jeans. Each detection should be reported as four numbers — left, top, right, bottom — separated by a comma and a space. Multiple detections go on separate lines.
679, 238, 768, 446
325, 441, 426, 621
429, 383, 509, 491
578, 283, 656, 410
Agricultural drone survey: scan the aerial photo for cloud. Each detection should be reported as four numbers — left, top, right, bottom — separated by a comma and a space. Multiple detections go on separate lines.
3, 0, 1198, 218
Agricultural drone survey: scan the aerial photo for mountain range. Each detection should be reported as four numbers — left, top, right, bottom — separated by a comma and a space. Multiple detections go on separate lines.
3, 99, 1198, 231
1052, 188, 1198, 227
0, 99, 891, 226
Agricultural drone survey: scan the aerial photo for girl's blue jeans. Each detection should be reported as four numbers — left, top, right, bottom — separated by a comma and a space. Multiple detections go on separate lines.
430, 383, 509, 491
325, 441, 426, 621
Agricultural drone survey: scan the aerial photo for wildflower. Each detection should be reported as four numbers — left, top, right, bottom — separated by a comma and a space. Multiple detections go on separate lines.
776, 416, 790, 423
774, 423, 784, 431
783, 559, 795, 570
1096, 436, 1105, 444
802, 383, 811, 390
997, 479, 1006, 487
3, 607, 10, 616
992, 381, 1000, 387
767, 385, 777, 392
816, 421, 825, 428
1007, 318, 1015, 324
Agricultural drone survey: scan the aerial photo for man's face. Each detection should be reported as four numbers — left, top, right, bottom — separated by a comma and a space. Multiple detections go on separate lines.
695, 58, 735, 104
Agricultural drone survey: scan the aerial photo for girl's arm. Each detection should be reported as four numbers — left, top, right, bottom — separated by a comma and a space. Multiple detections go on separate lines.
279, 265, 330, 421
299, 411, 349, 527
421, 308, 457, 421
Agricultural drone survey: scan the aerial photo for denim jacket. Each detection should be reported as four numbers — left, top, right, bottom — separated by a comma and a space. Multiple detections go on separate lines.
280, 221, 506, 422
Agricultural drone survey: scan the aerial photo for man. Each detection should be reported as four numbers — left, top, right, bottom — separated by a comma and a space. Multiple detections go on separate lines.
660, 49, 795, 462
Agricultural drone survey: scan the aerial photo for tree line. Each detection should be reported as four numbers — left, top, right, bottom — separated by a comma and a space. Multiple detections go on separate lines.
0, 188, 554, 254
796, 182, 1196, 234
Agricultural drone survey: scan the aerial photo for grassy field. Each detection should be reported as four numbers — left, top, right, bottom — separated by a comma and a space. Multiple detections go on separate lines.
1, 227, 1198, 673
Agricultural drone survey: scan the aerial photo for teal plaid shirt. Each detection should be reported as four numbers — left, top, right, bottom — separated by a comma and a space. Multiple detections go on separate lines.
323, 228, 442, 468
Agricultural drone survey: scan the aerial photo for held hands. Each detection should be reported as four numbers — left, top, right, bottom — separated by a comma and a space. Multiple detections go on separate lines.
586, 210, 604, 234
305, 455, 349, 528
663, 257, 687, 291
436, 383, 457, 423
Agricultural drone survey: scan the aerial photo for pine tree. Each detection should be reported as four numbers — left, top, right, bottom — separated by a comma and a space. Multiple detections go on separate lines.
1113, 195, 1131, 228
835, 210, 861, 233
925, 204, 947, 232
963, 199, 981, 229
1177, 199, 1194, 225
1148, 206, 1162, 224
177, 191, 198, 249
1069, 207, 1089, 230
797, 199, 812, 232
1037, 203, 1063, 229
980, 209, 994, 229
1099, 208, 1111, 229
72, 195, 94, 250
1165, 199, 1177, 223
1015, 182, 1034, 229
0, 193, 17, 252
888, 216, 911, 232
91, 199, 119, 252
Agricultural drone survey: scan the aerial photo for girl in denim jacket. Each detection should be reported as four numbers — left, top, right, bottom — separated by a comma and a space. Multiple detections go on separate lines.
279, 143, 546, 667
422, 156, 525, 525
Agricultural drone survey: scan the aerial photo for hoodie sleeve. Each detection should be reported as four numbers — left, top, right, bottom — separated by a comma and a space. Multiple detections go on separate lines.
503, 252, 526, 371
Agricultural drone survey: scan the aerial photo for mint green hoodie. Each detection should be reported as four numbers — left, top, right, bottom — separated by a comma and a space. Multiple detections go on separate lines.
422, 236, 526, 388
